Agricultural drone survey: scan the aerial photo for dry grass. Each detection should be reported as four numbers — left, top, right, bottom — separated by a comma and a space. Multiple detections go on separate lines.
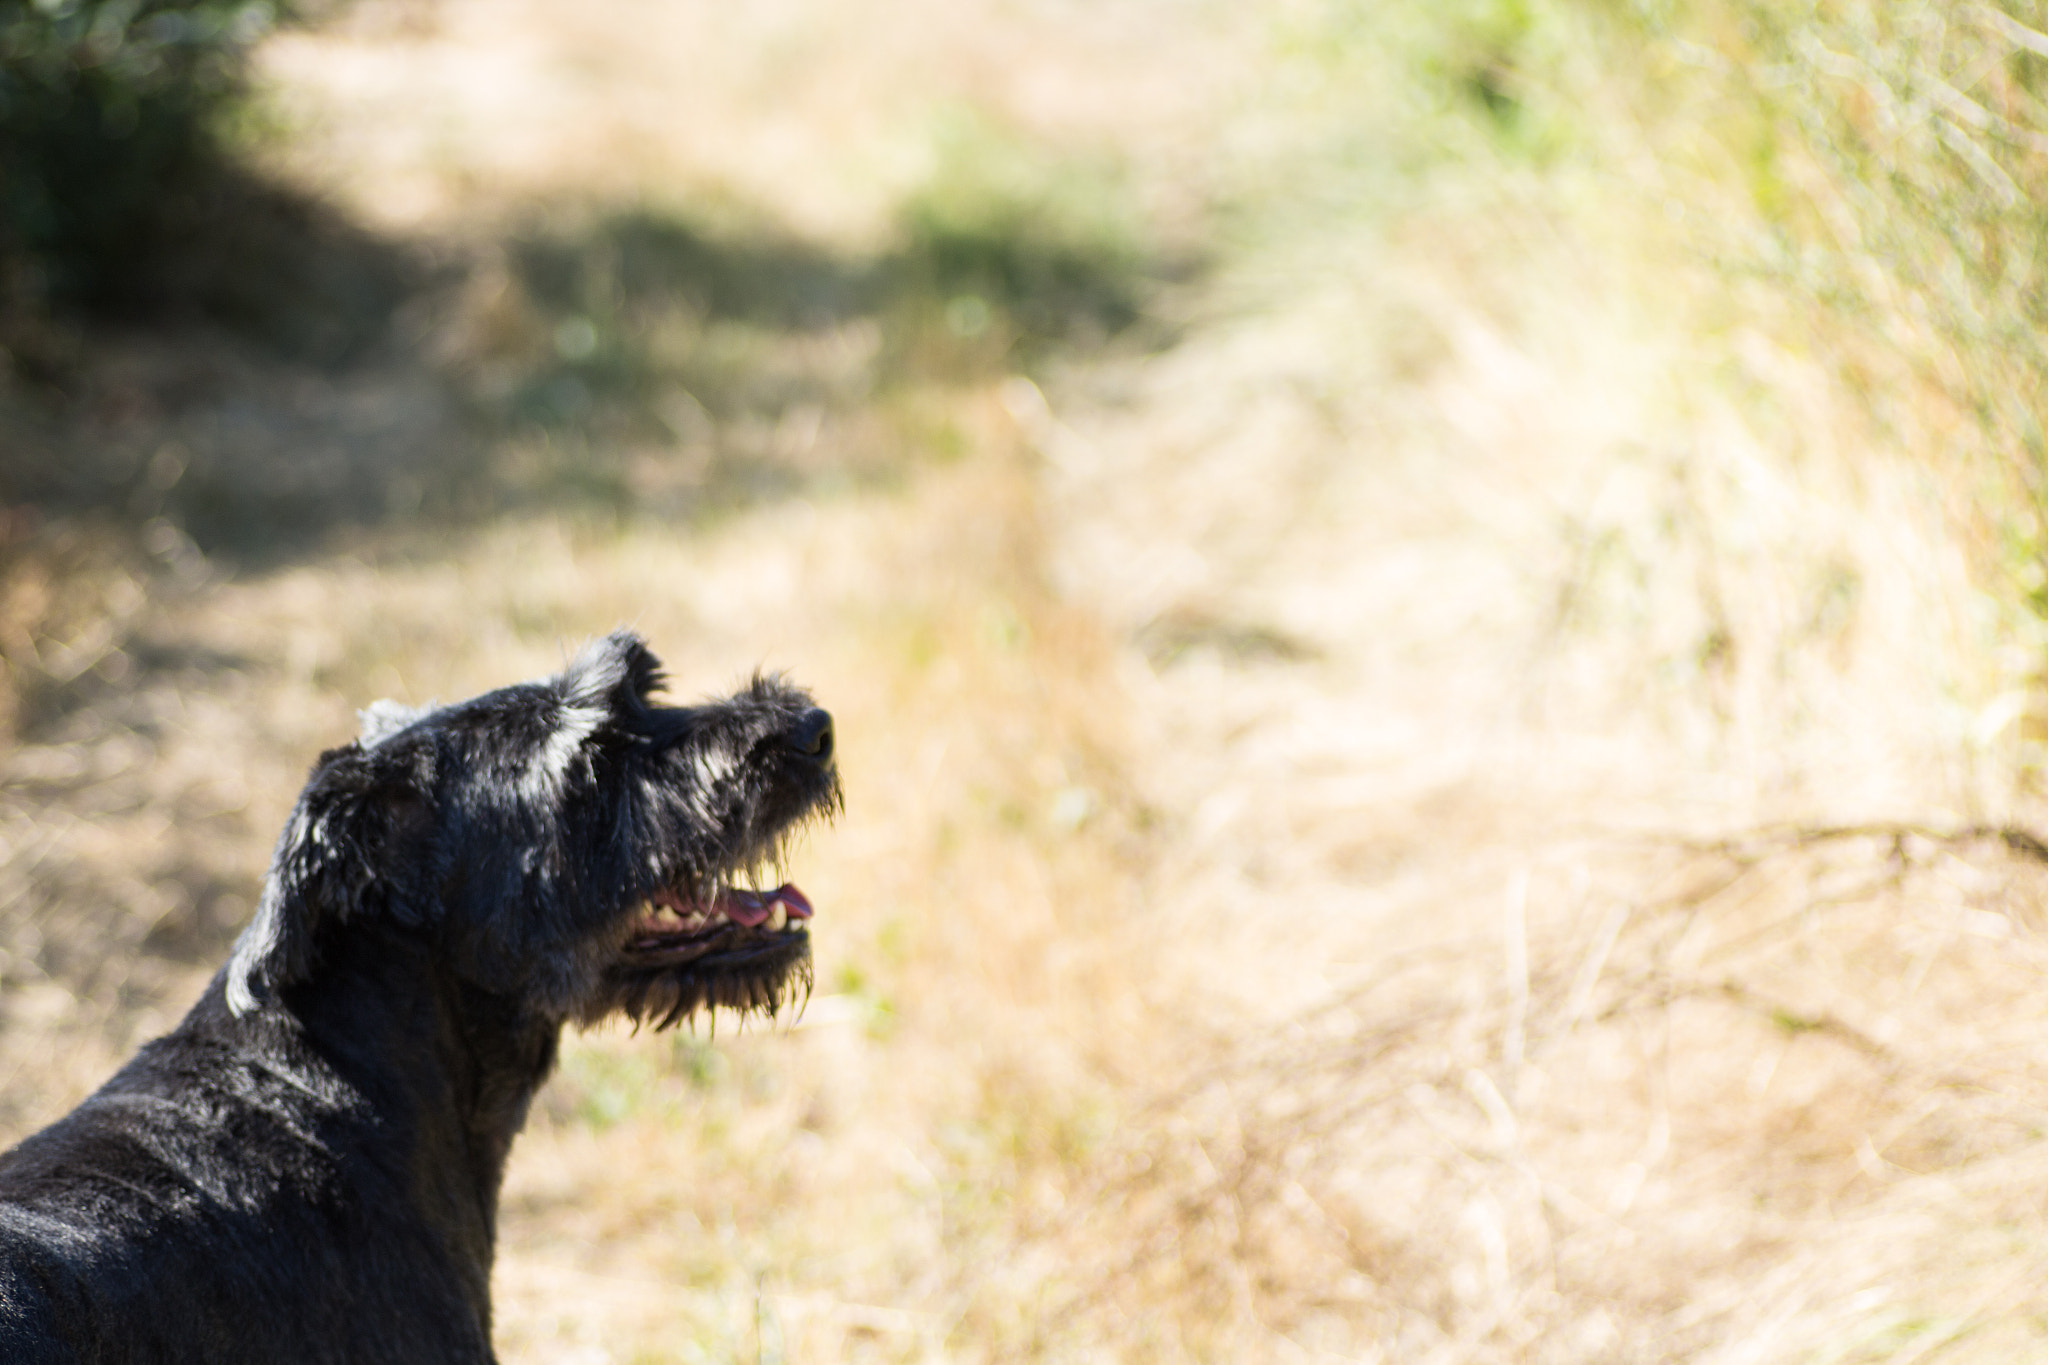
6, 1, 2048, 1361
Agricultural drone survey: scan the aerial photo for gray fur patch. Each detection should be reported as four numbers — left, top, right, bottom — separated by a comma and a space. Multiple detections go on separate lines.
359, 699, 438, 747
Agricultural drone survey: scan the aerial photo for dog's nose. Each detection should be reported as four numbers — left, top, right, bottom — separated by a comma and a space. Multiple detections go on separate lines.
788, 708, 833, 761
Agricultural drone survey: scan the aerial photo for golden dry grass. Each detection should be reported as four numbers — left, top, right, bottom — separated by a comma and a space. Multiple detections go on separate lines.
6, 1, 2048, 1361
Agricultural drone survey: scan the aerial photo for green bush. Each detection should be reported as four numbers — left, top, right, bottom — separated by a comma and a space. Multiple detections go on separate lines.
1296, 0, 2048, 614
0, 0, 278, 307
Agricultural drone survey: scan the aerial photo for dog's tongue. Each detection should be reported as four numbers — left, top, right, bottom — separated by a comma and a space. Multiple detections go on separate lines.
715, 884, 813, 927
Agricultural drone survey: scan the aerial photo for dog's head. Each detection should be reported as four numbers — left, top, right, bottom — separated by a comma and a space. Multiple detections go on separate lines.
225, 631, 841, 1027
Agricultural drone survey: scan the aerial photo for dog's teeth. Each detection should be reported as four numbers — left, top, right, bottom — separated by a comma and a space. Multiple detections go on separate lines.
766, 903, 787, 932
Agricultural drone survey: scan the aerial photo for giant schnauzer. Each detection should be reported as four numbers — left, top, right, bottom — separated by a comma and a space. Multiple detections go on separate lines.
0, 631, 839, 1362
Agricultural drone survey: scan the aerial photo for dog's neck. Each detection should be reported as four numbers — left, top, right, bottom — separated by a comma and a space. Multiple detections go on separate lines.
221, 923, 563, 1277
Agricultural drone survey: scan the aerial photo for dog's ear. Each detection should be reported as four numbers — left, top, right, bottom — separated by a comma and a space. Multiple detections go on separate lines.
225, 737, 438, 1014
561, 630, 667, 716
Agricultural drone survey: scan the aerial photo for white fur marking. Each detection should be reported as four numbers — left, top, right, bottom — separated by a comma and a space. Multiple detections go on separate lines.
225, 808, 314, 1015
521, 700, 604, 798
517, 632, 639, 798
224, 884, 283, 1015
691, 745, 734, 792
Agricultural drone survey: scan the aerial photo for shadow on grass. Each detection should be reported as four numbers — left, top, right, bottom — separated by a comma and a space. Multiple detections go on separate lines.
487, 192, 1171, 438
1, 154, 464, 554
414, 125, 1181, 530
1, 112, 1184, 566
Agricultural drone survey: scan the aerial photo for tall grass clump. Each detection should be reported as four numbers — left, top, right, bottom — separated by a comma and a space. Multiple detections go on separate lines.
1267, 0, 2048, 729
1285, 0, 2048, 553
1385, 0, 2048, 633
1584, 1, 2048, 609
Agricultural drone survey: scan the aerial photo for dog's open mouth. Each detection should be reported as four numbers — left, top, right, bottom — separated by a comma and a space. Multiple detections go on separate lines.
624, 883, 814, 964
593, 879, 815, 1031
593, 875, 818, 1028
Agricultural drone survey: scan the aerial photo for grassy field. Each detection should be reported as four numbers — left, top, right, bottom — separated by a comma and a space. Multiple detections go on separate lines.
8, 0, 2048, 1360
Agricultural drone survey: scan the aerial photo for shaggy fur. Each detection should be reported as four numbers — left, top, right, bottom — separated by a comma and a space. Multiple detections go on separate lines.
0, 632, 839, 1363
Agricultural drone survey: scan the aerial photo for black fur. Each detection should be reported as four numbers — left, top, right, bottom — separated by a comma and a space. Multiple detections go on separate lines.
0, 632, 839, 1362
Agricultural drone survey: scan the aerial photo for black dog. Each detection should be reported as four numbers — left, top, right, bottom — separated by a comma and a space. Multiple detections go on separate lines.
0, 632, 838, 1362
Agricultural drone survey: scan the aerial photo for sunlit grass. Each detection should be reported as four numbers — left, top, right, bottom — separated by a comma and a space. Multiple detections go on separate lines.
9, 0, 2048, 1362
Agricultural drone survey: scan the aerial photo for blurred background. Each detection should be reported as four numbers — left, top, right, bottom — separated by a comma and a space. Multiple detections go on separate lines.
8, 0, 2048, 1359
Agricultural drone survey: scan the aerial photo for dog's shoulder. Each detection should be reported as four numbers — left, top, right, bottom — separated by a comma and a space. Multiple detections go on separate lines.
0, 1218, 69, 1365
0, 982, 492, 1362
